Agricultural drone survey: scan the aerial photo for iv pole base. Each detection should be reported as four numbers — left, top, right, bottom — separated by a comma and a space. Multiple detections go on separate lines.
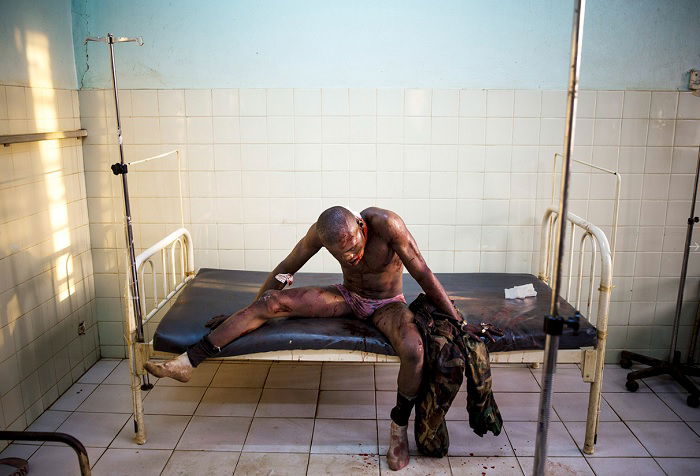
620, 350, 700, 407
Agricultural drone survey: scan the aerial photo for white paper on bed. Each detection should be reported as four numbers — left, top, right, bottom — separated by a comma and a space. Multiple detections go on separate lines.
504, 283, 537, 299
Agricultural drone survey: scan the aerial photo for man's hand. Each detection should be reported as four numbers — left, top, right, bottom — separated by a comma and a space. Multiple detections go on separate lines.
459, 321, 504, 343
275, 273, 294, 287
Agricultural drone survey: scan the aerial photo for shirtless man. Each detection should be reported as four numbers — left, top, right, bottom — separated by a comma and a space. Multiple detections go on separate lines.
145, 206, 497, 470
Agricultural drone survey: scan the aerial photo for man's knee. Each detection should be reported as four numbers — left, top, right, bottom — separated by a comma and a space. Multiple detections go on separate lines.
397, 321, 424, 368
257, 290, 292, 316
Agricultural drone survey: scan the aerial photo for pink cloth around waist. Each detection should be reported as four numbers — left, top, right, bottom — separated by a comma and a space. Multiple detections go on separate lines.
332, 284, 407, 319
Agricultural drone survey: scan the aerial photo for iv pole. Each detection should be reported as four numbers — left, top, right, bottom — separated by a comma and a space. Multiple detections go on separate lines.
84, 34, 152, 392
533, 1, 586, 474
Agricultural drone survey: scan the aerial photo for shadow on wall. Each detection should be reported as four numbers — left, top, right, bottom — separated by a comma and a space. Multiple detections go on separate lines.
0, 28, 97, 433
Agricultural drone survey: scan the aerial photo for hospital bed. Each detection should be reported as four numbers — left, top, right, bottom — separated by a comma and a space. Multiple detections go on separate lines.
121, 207, 612, 455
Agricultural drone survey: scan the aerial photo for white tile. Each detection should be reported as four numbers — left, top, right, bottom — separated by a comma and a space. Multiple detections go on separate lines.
6, 86, 27, 119
596, 91, 624, 118
349, 88, 376, 115
295, 143, 323, 170
185, 89, 212, 116
486, 118, 512, 145
186, 117, 213, 143
430, 173, 457, 199
577, 90, 597, 118
483, 173, 510, 199
514, 90, 541, 117
431, 116, 458, 144
623, 91, 651, 118
432, 89, 459, 116
212, 116, 240, 143
541, 91, 566, 118
265, 88, 293, 116
404, 88, 431, 116
131, 90, 159, 116
212, 89, 239, 116
484, 145, 512, 172
377, 88, 403, 115
239, 89, 266, 116
349, 116, 376, 142
487, 90, 514, 117
539, 118, 565, 145
294, 88, 321, 116
513, 118, 540, 145
593, 118, 621, 146
672, 146, 699, 173
644, 147, 672, 173
239, 116, 267, 143
677, 92, 700, 119
646, 119, 675, 146
160, 116, 187, 143
620, 119, 648, 146
459, 89, 487, 117
458, 118, 486, 144
321, 88, 348, 115
376, 116, 403, 143
650, 91, 678, 119
267, 116, 294, 143
674, 120, 700, 146
294, 116, 322, 143
404, 117, 431, 144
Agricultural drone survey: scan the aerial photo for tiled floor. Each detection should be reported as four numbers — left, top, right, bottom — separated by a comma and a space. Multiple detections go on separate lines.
1, 359, 699, 475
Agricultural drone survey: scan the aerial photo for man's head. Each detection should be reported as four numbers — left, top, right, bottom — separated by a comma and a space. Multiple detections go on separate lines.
317, 206, 368, 266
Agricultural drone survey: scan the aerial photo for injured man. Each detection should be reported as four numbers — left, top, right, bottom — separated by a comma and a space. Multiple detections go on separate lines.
145, 206, 501, 470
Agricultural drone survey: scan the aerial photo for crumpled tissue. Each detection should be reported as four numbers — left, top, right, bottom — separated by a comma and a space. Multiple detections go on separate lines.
504, 283, 537, 299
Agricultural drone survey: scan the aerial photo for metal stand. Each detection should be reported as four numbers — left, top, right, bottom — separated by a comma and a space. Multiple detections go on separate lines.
532, 1, 586, 474
0, 431, 91, 475
84, 35, 154, 445
620, 146, 700, 408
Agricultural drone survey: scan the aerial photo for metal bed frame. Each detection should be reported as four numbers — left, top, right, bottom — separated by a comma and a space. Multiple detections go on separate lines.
120, 206, 612, 455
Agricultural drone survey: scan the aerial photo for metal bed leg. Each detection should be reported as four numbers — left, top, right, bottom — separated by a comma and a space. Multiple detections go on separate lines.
127, 343, 147, 445
583, 325, 608, 454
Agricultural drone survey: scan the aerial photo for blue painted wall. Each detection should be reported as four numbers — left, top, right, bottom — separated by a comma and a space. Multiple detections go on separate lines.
72, 0, 699, 90
1, 0, 78, 89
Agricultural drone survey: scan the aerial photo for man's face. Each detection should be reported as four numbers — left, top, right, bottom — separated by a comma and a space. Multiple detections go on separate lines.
329, 218, 367, 267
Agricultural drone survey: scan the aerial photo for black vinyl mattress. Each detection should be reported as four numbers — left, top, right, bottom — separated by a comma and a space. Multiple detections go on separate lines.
152, 269, 597, 356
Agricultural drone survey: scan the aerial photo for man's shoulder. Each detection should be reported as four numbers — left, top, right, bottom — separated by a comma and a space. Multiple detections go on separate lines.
364, 207, 406, 238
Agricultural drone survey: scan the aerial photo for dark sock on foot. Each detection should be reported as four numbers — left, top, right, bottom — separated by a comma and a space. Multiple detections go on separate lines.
186, 334, 220, 367
390, 392, 417, 426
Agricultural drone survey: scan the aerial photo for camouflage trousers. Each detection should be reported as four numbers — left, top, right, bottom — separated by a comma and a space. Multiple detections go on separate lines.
409, 294, 503, 457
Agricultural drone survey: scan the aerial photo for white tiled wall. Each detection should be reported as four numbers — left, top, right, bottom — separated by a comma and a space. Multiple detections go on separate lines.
79, 88, 700, 362
0, 84, 98, 436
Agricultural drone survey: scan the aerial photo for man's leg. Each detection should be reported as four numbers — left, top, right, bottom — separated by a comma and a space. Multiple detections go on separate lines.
371, 303, 424, 471
144, 286, 351, 381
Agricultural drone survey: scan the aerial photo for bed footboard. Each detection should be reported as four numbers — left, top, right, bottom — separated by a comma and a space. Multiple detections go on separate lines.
123, 227, 194, 444
538, 207, 613, 454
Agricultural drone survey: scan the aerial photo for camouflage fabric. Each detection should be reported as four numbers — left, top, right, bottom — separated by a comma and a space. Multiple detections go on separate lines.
409, 294, 503, 457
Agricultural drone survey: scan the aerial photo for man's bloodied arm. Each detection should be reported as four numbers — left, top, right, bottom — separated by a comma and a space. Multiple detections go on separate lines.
386, 214, 463, 323
254, 224, 323, 300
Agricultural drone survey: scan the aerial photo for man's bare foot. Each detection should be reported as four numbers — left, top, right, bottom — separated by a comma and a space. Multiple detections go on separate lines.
143, 353, 193, 383
386, 421, 410, 471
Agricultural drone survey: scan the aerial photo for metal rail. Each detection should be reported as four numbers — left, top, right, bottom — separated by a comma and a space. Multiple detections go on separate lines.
1, 129, 87, 146
0, 431, 90, 475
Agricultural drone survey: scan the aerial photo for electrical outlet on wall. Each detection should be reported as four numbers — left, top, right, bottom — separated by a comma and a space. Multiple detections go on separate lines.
690, 69, 700, 97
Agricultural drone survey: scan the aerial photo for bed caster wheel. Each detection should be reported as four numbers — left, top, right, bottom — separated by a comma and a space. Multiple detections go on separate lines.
688, 394, 699, 408
620, 358, 632, 369
141, 383, 154, 390
625, 379, 639, 392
